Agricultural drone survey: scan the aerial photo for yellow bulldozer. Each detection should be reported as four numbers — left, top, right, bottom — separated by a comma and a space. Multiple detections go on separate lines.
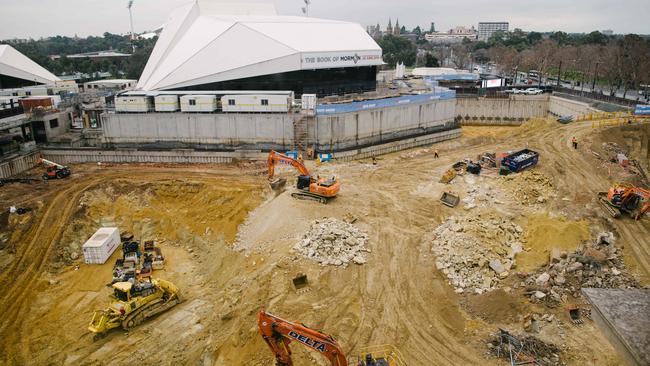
89, 278, 182, 335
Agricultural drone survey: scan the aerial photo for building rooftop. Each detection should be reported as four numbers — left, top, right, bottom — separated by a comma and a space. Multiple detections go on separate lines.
0, 45, 60, 85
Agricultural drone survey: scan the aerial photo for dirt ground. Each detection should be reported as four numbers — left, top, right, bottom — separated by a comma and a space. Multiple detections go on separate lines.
0, 120, 648, 366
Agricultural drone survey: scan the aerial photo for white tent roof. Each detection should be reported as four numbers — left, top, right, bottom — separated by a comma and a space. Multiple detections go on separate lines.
0, 45, 60, 85
137, 1, 382, 91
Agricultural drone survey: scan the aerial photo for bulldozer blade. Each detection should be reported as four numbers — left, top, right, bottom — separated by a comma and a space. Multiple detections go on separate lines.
270, 178, 287, 192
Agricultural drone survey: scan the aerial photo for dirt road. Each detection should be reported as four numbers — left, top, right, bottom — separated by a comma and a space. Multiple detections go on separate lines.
0, 120, 647, 365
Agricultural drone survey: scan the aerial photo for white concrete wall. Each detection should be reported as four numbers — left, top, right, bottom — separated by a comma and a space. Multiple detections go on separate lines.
102, 112, 294, 149
456, 95, 549, 124
40, 149, 265, 164
0, 151, 40, 179
314, 98, 457, 151
548, 95, 600, 117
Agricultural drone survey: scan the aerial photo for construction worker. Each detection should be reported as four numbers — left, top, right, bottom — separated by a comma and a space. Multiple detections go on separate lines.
434, 149, 439, 159
571, 136, 578, 149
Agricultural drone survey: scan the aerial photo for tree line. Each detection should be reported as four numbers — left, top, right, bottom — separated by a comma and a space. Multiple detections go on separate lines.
1, 33, 156, 80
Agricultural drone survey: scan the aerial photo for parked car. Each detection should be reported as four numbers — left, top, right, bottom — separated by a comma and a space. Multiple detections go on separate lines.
506, 88, 522, 94
524, 88, 543, 95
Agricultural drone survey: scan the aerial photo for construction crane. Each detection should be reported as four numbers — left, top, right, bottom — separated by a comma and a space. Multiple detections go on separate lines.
598, 184, 650, 220
267, 150, 340, 203
257, 311, 405, 366
38, 158, 70, 180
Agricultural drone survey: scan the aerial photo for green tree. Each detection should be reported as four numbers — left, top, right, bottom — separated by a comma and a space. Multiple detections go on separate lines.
412, 26, 422, 36
424, 52, 439, 67
378, 34, 417, 67
527, 31, 542, 45
550, 31, 569, 45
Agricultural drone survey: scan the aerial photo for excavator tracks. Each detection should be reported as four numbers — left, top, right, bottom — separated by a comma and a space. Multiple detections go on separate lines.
291, 191, 329, 204
598, 192, 622, 218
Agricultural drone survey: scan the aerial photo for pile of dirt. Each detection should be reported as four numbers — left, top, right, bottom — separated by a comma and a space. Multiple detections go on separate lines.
463, 289, 527, 323
428, 212, 524, 294
487, 328, 564, 366
500, 170, 554, 205
293, 218, 369, 267
519, 232, 641, 307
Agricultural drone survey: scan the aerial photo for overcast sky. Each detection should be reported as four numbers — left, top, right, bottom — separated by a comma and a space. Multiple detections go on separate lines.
0, 0, 648, 39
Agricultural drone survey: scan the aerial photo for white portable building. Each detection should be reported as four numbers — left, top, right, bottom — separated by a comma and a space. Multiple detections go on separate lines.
221, 94, 291, 113
180, 95, 217, 112
115, 96, 153, 112
154, 95, 180, 112
82, 227, 121, 264
301, 94, 317, 110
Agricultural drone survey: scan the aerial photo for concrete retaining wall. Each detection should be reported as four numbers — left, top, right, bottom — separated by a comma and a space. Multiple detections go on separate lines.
548, 95, 600, 117
40, 149, 265, 165
314, 98, 457, 151
102, 112, 294, 150
0, 151, 40, 179
455, 95, 548, 124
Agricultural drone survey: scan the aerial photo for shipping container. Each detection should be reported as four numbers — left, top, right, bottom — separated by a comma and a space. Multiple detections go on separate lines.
154, 95, 180, 112
221, 94, 291, 113
82, 227, 121, 264
19, 97, 54, 112
180, 95, 217, 112
115, 96, 153, 113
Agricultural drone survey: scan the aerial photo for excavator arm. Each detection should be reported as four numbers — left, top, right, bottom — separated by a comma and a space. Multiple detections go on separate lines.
38, 158, 66, 169
257, 310, 348, 366
268, 150, 310, 180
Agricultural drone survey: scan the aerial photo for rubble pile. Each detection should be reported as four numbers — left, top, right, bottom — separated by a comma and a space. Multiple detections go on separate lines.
487, 329, 564, 366
520, 232, 640, 307
500, 170, 554, 205
460, 175, 504, 210
429, 213, 524, 294
294, 218, 369, 267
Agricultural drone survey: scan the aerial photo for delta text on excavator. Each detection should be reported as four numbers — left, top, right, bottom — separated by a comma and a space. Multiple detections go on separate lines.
257, 310, 406, 366
267, 150, 340, 203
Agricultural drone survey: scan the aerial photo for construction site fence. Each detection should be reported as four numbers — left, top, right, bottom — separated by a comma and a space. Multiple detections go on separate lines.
0, 150, 40, 179
576, 111, 634, 121
554, 86, 642, 107
590, 117, 650, 129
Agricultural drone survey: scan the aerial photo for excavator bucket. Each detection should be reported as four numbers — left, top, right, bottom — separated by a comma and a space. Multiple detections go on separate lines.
270, 178, 287, 193
292, 273, 309, 290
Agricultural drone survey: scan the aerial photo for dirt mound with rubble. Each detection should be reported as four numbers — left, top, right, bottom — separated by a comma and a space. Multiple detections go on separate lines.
427, 212, 524, 294
293, 218, 369, 267
521, 232, 641, 307
499, 170, 555, 205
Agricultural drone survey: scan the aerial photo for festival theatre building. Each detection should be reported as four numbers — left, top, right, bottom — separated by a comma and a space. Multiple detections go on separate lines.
137, 1, 384, 97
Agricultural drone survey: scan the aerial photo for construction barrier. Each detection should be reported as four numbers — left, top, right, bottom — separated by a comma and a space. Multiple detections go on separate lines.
591, 116, 650, 129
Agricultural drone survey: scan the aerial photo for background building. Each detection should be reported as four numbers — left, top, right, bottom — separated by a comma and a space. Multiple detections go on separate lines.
477, 22, 509, 41
137, 1, 383, 97
0, 45, 60, 88
425, 26, 477, 44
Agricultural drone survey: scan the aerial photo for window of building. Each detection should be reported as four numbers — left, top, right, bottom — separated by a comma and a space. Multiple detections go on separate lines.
49, 119, 59, 129
228, 99, 235, 106
261, 99, 269, 106
189, 99, 196, 106
25, 91, 31, 96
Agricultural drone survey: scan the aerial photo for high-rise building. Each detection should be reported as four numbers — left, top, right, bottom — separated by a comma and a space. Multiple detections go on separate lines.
477, 22, 509, 41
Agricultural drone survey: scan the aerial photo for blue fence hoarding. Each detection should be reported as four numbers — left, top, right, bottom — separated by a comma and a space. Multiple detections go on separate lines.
315, 90, 456, 115
634, 105, 650, 115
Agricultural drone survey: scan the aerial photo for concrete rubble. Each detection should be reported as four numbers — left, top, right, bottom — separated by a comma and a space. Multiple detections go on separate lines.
429, 212, 524, 294
500, 170, 554, 205
521, 232, 641, 307
293, 218, 369, 267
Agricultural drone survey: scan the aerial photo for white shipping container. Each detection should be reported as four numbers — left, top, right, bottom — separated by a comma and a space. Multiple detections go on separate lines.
221, 94, 290, 113
180, 95, 217, 112
115, 96, 153, 112
82, 227, 121, 264
154, 95, 180, 112
301, 94, 317, 110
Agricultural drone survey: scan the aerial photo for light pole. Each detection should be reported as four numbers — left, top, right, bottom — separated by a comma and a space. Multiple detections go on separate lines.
580, 62, 591, 95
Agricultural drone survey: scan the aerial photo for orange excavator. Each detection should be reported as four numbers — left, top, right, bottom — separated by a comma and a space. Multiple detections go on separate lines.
257, 310, 405, 366
599, 184, 650, 220
267, 150, 340, 203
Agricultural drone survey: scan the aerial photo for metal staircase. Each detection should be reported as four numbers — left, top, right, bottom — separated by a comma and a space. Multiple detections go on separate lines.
293, 114, 309, 154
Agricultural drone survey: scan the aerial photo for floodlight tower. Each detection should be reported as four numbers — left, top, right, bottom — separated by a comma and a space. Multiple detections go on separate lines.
127, 0, 136, 52
301, 0, 311, 17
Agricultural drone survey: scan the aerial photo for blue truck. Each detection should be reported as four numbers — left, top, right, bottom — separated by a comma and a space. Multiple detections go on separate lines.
501, 149, 539, 172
